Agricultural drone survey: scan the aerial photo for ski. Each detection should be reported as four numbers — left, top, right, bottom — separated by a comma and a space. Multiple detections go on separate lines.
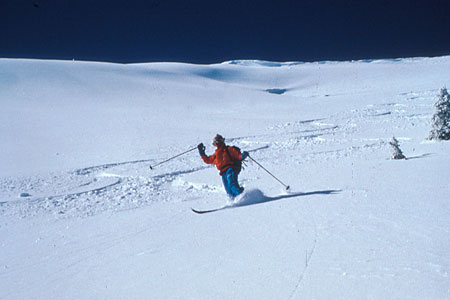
191, 206, 230, 214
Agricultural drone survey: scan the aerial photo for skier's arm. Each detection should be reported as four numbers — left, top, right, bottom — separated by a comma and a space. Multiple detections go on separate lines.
198, 143, 217, 164
201, 153, 216, 164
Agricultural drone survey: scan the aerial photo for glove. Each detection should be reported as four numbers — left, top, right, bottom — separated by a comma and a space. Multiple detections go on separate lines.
197, 143, 206, 156
241, 151, 249, 160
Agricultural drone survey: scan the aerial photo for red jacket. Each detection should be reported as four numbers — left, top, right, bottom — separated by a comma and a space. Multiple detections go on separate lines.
202, 145, 243, 175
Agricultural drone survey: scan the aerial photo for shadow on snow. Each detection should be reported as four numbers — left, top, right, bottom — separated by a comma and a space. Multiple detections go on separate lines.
233, 188, 341, 208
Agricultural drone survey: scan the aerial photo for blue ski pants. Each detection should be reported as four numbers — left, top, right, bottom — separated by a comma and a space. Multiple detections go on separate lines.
221, 168, 244, 198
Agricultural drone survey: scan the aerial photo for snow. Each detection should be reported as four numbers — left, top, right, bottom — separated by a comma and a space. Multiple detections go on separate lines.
1, 56, 450, 299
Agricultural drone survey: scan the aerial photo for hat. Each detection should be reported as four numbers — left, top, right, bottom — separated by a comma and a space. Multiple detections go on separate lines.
212, 134, 225, 146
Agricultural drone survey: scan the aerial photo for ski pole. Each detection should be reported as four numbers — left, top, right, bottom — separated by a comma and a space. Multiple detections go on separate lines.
149, 147, 197, 170
248, 155, 290, 191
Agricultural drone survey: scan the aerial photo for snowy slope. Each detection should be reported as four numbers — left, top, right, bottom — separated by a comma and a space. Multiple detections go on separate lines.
0, 56, 449, 299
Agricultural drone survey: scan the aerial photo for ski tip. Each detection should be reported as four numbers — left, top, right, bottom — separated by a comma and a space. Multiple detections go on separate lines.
191, 207, 223, 214
191, 208, 209, 214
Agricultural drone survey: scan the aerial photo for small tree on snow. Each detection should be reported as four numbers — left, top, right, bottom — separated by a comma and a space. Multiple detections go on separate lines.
389, 136, 406, 160
429, 87, 450, 140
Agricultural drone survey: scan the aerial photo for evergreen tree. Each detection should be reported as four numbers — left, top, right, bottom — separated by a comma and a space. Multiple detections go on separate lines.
389, 136, 406, 160
429, 88, 450, 140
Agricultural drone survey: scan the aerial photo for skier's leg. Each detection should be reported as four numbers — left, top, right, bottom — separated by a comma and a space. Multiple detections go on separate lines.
232, 169, 244, 194
221, 171, 233, 197
226, 169, 242, 197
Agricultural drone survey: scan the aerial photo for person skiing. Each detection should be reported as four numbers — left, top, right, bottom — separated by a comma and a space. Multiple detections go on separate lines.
198, 134, 248, 198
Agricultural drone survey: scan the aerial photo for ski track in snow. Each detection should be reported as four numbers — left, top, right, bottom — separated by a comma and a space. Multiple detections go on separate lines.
1, 89, 437, 296
0, 89, 436, 220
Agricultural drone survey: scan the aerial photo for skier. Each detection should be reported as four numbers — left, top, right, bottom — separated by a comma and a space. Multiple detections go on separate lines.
197, 134, 248, 198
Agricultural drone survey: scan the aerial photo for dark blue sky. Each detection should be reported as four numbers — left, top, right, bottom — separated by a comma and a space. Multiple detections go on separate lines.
1, 0, 450, 63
